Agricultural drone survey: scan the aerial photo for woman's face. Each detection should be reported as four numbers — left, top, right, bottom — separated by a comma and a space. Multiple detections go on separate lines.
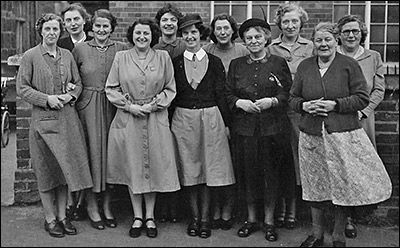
92, 17, 112, 43
182, 24, 201, 51
41, 19, 61, 46
314, 30, 337, 60
63, 10, 85, 36
132, 24, 152, 50
160, 12, 178, 37
339, 21, 362, 50
214, 19, 233, 45
244, 27, 268, 54
281, 10, 301, 39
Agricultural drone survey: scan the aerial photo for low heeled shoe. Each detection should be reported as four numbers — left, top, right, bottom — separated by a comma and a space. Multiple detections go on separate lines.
187, 218, 200, 237
145, 218, 158, 238
345, 221, 357, 238
129, 217, 143, 238
199, 221, 211, 239
237, 221, 260, 238
263, 224, 278, 242
44, 219, 65, 238
300, 235, 324, 247
59, 218, 77, 235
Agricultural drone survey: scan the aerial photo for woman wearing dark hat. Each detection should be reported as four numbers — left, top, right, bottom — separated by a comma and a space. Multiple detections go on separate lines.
170, 13, 235, 239
225, 18, 293, 242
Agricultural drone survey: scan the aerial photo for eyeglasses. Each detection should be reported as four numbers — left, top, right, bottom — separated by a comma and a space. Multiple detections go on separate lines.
341, 29, 361, 36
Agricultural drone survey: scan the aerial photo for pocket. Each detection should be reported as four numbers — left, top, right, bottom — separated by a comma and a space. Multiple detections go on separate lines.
111, 109, 129, 129
207, 108, 219, 129
75, 90, 93, 111
36, 112, 60, 134
156, 110, 169, 127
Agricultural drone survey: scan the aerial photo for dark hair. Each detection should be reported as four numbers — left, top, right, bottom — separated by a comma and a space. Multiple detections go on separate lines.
61, 3, 92, 35
126, 18, 161, 47
311, 22, 339, 41
209, 13, 239, 43
35, 13, 64, 38
274, 2, 309, 30
91, 9, 118, 33
154, 3, 183, 25
336, 14, 368, 46
179, 22, 209, 40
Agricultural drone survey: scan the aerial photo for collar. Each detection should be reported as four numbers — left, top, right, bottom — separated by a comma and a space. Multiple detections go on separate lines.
271, 34, 310, 45
71, 32, 86, 44
184, 48, 206, 61
40, 44, 60, 57
158, 37, 180, 48
246, 53, 269, 64
337, 45, 364, 59
87, 39, 115, 48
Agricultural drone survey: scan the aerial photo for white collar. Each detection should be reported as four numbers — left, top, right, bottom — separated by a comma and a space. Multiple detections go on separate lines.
184, 48, 206, 61
71, 32, 87, 44
337, 45, 364, 59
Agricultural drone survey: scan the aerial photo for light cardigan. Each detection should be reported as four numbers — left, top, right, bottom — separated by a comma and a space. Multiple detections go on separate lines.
17, 44, 82, 108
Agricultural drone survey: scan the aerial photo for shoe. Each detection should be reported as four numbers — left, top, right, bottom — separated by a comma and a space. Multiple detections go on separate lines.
199, 221, 211, 239
129, 217, 143, 238
275, 215, 285, 228
237, 221, 260, 238
59, 218, 77, 235
221, 218, 233, 230
345, 219, 357, 238
89, 216, 105, 230
263, 224, 278, 242
105, 218, 117, 228
73, 205, 87, 221
187, 218, 200, 237
145, 218, 158, 238
44, 219, 65, 238
300, 235, 324, 247
211, 218, 222, 230
333, 240, 346, 247
285, 217, 296, 230
66, 206, 75, 220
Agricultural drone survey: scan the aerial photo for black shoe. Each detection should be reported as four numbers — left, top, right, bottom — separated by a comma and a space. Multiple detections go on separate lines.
333, 240, 346, 247
237, 221, 260, 238
211, 218, 222, 230
300, 235, 324, 247
275, 216, 285, 228
59, 218, 77, 235
345, 219, 357, 238
73, 205, 87, 221
44, 219, 65, 238
89, 216, 105, 230
145, 218, 158, 238
263, 224, 278, 242
221, 218, 233, 230
199, 221, 211, 239
129, 217, 143, 238
187, 218, 200, 237
105, 217, 117, 228
285, 217, 296, 230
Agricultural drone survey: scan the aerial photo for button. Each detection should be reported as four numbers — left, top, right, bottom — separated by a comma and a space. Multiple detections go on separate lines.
144, 165, 149, 168
145, 174, 150, 179
254, 75, 257, 78
255, 93, 258, 95
255, 68, 258, 70
254, 83, 258, 86
193, 106, 197, 109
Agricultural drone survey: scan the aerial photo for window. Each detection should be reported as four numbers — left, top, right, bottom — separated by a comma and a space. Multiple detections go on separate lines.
334, 1, 399, 73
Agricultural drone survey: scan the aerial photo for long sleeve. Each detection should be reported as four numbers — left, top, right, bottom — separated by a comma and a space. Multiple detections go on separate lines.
155, 53, 176, 110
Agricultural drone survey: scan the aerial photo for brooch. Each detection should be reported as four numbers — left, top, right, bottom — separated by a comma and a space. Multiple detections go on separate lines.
269, 73, 283, 88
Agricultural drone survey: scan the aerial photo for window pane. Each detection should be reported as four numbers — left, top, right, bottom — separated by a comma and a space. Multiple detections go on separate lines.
350, 5, 365, 18
388, 5, 399, 23
386, 45, 399, 62
215, 5, 229, 15
370, 25, 385, 42
387, 25, 399, 42
269, 5, 281, 23
370, 45, 384, 60
371, 6, 385, 23
232, 6, 247, 23
334, 6, 349, 22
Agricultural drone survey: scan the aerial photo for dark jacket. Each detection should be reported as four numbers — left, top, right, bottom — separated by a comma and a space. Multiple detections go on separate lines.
289, 52, 369, 136
226, 54, 292, 137
57, 35, 93, 52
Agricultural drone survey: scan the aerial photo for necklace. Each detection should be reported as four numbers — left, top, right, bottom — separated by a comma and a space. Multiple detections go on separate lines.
96, 46, 108, 53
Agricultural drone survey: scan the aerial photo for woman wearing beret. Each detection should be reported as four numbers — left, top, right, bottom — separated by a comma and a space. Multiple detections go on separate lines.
171, 13, 235, 239
225, 18, 293, 242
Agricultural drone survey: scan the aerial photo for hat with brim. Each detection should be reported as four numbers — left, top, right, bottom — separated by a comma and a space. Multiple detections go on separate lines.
239, 18, 271, 39
178, 14, 203, 30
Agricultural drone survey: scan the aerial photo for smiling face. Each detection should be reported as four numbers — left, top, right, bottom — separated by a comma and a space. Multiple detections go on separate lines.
63, 10, 85, 36
41, 19, 61, 46
182, 24, 201, 52
313, 30, 337, 61
92, 17, 112, 43
160, 12, 178, 37
132, 24, 152, 50
339, 21, 362, 51
214, 19, 233, 45
244, 27, 267, 55
281, 10, 301, 39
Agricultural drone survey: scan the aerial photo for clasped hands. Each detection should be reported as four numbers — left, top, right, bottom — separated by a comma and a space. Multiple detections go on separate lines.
47, 94, 73, 110
302, 97, 336, 117
236, 98, 274, 114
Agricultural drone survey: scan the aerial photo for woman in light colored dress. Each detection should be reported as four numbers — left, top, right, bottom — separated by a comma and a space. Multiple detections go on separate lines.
171, 14, 235, 239
16, 13, 93, 238
72, 9, 127, 230
289, 22, 392, 247
105, 18, 180, 239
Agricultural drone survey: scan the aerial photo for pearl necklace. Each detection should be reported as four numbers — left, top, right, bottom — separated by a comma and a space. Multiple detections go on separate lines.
96, 46, 108, 53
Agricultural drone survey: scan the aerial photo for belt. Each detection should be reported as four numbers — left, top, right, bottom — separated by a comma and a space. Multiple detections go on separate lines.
83, 86, 105, 93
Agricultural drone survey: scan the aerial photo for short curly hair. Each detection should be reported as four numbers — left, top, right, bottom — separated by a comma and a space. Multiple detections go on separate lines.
311, 22, 339, 41
126, 18, 161, 47
154, 3, 183, 25
273, 2, 309, 30
336, 14, 368, 46
209, 13, 239, 43
35, 13, 64, 38
91, 9, 118, 33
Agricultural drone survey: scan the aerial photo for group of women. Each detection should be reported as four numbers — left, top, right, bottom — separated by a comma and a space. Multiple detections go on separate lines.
16, 2, 392, 247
